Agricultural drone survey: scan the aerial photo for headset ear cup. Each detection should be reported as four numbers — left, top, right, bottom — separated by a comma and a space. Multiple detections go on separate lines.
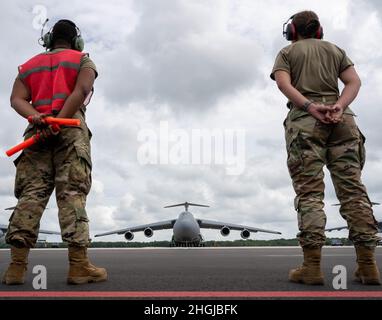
73, 36, 84, 52
316, 26, 324, 39
286, 23, 296, 41
43, 32, 52, 49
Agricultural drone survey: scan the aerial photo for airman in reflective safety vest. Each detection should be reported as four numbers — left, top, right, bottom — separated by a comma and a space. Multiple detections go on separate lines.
4, 19, 107, 285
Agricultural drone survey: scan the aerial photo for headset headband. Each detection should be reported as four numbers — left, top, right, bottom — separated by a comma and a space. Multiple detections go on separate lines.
54, 19, 81, 35
282, 15, 295, 38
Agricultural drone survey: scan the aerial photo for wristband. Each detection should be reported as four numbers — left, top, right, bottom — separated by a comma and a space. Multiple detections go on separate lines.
302, 100, 313, 112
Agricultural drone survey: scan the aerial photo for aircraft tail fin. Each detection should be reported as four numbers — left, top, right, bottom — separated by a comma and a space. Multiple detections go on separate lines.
164, 202, 209, 211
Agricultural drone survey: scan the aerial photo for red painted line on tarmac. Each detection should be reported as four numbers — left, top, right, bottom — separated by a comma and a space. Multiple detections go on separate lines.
0, 291, 381, 298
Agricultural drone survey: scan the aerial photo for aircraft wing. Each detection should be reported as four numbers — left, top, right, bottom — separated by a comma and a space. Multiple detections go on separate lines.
325, 226, 348, 232
197, 219, 282, 235
95, 219, 176, 237
326, 221, 382, 233
38, 229, 61, 235
332, 202, 380, 206
0, 224, 60, 235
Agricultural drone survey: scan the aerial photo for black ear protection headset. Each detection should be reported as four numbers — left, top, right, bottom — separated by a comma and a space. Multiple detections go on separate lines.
39, 19, 84, 51
282, 15, 323, 41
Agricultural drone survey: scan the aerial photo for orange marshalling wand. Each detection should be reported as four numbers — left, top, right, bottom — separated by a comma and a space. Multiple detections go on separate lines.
37, 117, 80, 127
6, 117, 81, 157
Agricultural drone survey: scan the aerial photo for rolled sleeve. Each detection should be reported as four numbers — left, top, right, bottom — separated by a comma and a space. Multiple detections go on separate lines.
270, 50, 290, 80
80, 54, 98, 78
337, 47, 354, 74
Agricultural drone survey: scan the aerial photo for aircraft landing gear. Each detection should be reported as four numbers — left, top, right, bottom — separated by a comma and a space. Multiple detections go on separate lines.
170, 236, 176, 247
170, 235, 205, 247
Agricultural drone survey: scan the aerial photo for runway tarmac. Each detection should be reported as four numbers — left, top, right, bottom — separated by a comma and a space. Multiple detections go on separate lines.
0, 246, 381, 296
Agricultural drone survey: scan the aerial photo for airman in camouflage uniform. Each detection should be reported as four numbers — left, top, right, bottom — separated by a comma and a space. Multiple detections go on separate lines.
272, 11, 380, 285
3, 20, 107, 285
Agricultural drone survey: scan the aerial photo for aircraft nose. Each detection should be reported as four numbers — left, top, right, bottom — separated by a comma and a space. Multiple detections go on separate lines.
173, 220, 199, 241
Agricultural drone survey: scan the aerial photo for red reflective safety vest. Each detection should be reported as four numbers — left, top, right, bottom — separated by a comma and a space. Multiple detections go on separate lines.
18, 49, 85, 115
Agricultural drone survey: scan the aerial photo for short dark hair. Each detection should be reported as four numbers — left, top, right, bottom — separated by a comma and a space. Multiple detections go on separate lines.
51, 20, 77, 47
293, 11, 320, 38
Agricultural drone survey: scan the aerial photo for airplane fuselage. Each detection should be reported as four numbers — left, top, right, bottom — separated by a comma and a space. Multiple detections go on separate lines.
172, 211, 201, 245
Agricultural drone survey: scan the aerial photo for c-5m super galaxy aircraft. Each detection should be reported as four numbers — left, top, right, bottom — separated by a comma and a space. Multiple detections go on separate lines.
325, 202, 382, 233
95, 202, 282, 247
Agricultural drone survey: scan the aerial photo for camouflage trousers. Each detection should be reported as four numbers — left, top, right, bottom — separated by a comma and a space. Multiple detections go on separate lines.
6, 111, 92, 248
284, 107, 380, 248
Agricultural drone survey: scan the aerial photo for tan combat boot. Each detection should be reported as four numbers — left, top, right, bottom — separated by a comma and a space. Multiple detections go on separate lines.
2, 246, 30, 285
354, 246, 381, 285
67, 246, 107, 284
289, 247, 324, 285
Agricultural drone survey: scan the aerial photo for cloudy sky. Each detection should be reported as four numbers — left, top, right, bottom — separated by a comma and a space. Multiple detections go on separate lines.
0, 0, 381, 243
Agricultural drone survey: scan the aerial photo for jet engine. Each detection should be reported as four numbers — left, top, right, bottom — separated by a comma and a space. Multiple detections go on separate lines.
220, 226, 230, 237
124, 231, 134, 241
144, 227, 154, 238
241, 229, 250, 239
